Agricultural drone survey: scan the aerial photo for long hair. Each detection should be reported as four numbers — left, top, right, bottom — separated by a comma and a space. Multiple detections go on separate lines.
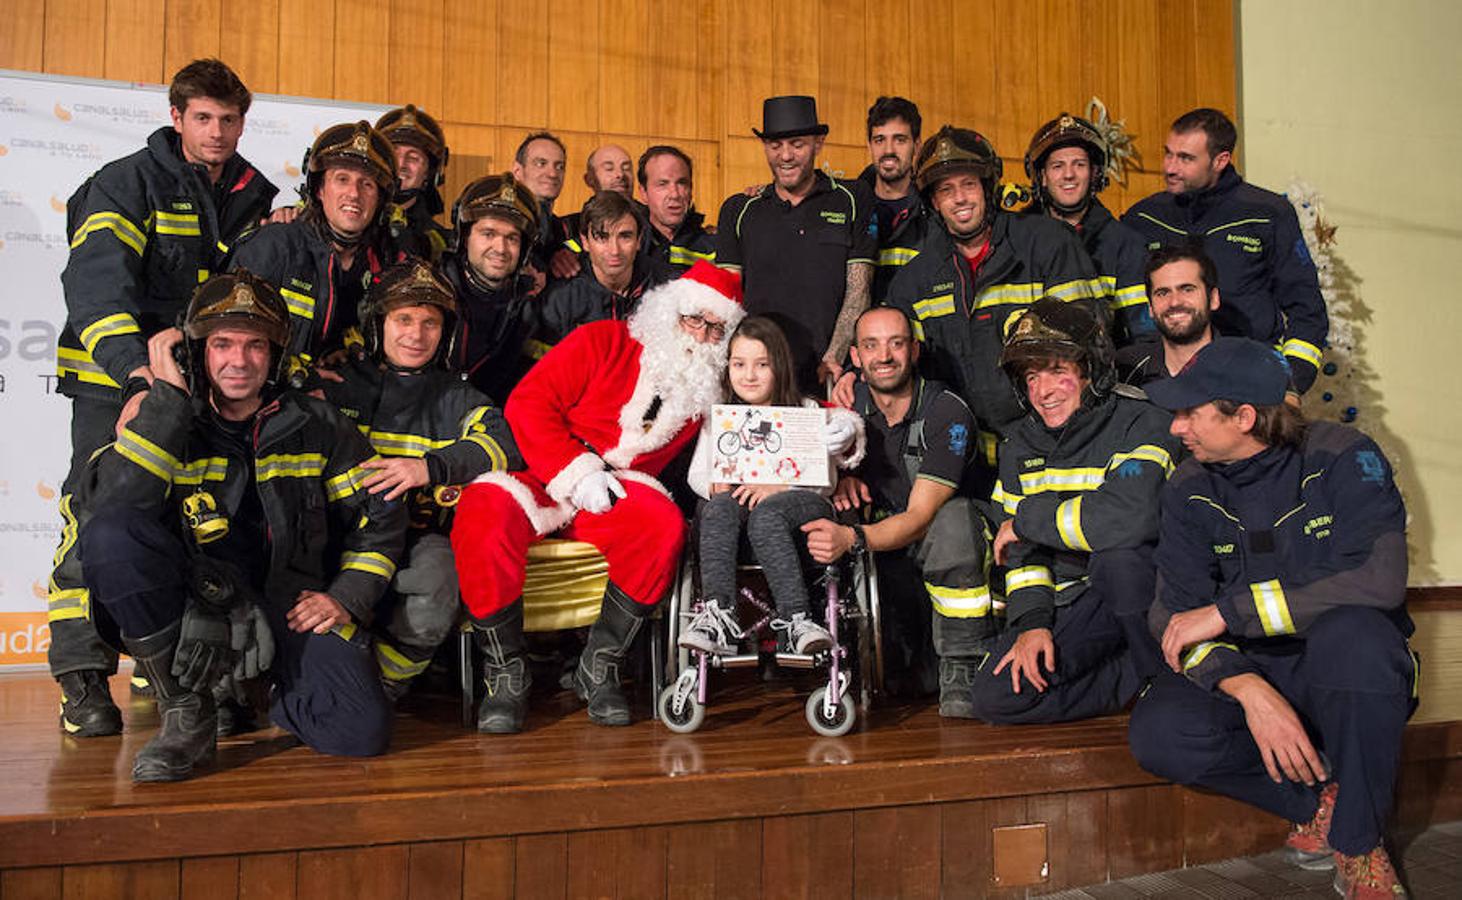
722, 316, 802, 407
1214, 399, 1308, 449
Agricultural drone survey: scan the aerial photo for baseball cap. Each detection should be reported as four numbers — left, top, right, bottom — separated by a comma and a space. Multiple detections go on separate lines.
1144, 336, 1292, 410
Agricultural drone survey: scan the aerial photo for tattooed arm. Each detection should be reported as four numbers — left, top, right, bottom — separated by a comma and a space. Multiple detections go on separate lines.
822, 261, 873, 382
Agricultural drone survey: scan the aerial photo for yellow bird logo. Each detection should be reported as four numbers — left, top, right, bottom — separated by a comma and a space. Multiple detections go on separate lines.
31, 581, 48, 600
50, 196, 65, 213
54, 102, 72, 121
284, 162, 301, 177
36, 481, 56, 500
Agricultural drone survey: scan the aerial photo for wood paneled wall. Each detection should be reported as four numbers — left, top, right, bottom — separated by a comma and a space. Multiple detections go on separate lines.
0, 0, 1234, 223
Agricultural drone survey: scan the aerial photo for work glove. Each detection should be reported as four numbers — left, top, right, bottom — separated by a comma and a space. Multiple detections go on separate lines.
172, 604, 234, 692
571, 470, 626, 515
229, 603, 275, 683
823, 414, 857, 457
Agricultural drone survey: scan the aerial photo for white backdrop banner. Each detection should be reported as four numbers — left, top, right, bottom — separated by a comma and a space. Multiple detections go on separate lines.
0, 68, 389, 668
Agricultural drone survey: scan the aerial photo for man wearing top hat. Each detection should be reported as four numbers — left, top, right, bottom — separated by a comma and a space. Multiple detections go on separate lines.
716, 95, 877, 392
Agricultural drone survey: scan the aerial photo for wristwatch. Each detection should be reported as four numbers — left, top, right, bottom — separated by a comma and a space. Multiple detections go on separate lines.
849, 523, 867, 555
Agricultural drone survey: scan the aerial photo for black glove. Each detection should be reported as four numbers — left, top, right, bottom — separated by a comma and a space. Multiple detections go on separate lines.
229, 603, 275, 682
172, 604, 233, 692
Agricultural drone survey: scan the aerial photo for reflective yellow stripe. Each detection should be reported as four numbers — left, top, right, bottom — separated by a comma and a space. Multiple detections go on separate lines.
326, 462, 374, 501
974, 282, 1041, 308
197, 268, 211, 283
1056, 495, 1091, 551
115, 427, 180, 482
281, 287, 315, 319
174, 456, 231, 485
913, 293, 955, 319
56, 346, 121, 388
47, 586, 89, 622
1205, 217, 1270, 235
878, 246, 920, 267
332, 622, 358, 641
1136, 212, 1187, 237
525, 338, 552, 360
1189, 494, 1242, 525
1045, 277, 1105, 302
464, 432, 508, 470
52, 494, 81, 570
1282, 338, 1323, 368
257, 452, 327, 482
1108, 444, 1176, 476
1181, 640, 1239, 672
1410, 648, 1421, 700
1018, 466, 1105, 494
376, 641, 430, 681
1006, 565, 1054, 592
926, 583, 992, 618
154, 211, 201, 236
669, 246, 715, 266
428, 230, 448, 254
978, 430, 998, 467
1250, 579, 1296, 636
910, 318, 925, 341
341, 550, 396, 580
71, 211, 147, 255
216, 240, 230, 254
79, 313, 141, 354
991, 482, 1022, 515
1112, 283, 1148, 309
564, 238, 582, 253
368, 430, 452, 458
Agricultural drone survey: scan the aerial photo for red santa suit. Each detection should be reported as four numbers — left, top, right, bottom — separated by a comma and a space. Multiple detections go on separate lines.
452, 262, 745, 618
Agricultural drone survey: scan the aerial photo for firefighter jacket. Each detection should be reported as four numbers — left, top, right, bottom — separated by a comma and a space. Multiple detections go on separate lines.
994, 390, 1179, 634
1068, 199, 1153, 346
440, 255, 537, 405
855, 165, 933, 303
884, 211, 1106, 453
228, 215, 413, 362
1122, 168, 1328, 392
53, 381, 406, 626
58, 128, 278, 399
322, 357, 522, 532
393, 199, 454, 262
640, 206, 717, 273
530, 255, 676, 352
1150, 422, 1410, 693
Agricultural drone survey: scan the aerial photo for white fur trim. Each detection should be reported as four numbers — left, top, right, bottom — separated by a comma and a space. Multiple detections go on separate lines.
544, 451, 607, 505
613, 469, 673, 500
469, 472, 576, 536
673, 278, 746, 332
827, 406, 867, 470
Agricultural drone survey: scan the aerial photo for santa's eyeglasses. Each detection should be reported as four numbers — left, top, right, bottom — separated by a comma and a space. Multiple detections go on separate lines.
679, 314, 727, 341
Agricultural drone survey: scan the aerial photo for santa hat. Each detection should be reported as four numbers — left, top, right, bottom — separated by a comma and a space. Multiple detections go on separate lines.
671, 260, 746, 331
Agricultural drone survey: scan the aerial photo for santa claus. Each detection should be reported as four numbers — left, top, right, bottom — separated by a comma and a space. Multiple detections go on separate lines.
452, 260, 744, 731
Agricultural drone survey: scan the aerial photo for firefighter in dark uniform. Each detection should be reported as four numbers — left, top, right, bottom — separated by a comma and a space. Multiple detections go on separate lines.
375, 104, 454, 261
972, 298, 1178, 724
1123, 108, 1328, 395
50, 58, 278, 737
1024, 113, 1153, 346
1129, 337, 1413, 898
532, 190, 675, 351
65, 271, 406, 781
230, 121, 419, 367
441, 173, 541, 406
321, 262, 521, 700
882, 126, 1106, 477
858, 96, 932, 303
636, 145, 717, 274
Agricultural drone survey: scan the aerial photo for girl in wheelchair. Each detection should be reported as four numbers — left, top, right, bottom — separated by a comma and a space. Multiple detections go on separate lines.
679, 316, 865, 657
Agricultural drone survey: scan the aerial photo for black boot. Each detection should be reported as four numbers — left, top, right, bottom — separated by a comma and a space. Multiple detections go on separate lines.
472, 601, 532, 734
934, 614, 996, 719
57, 669, 123, 737
573, 583, 652, 726
124, 622, 217, 782
938, 658, 978, 719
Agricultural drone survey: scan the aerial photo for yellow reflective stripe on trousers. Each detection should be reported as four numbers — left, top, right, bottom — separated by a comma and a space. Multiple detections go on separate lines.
326, 461, 375, 501
1282, 338, 1323, 368
1112, 283, 1148, 309
1108, 444, 1176, 476
1250, 579, 1296, 636
669, 246, 715, 266
925, 582, 992, 618
71, 211, 147, 255
79, 312, 141, 354
1006, 565, 1054, 593
376, 641, 430, 682
256, 452, 327, 483
47, 586, 89, 622
368, 430, 452, 458
174, 456, 231, 485
115, 427, 181, 482
280, 287, 315, 319
1181, 640, 1239, 673
52, 494, 81, 569
154, 210, 201, 236
878, 246, 920, 267
913, 293, 955, 319
1018, 467, 1105, 494
1056, 495, 1092, 551
341, 551, 396, 580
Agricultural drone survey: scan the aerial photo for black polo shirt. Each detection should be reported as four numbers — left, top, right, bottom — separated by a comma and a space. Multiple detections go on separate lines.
716, 171, 876, 385
853, 377, 977, 516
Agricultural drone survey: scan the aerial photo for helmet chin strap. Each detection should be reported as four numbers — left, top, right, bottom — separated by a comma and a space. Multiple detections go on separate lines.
394, 185, 424, 204
1042, 184, 1091, 218
461, 252, 508, 293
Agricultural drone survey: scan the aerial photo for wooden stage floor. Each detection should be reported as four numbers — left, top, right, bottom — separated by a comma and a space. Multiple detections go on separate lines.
2, 669, 1460, 898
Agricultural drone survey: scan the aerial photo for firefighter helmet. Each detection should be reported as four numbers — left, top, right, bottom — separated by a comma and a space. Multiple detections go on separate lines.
915, 126, 1003, 238
360, 259, 459, 368
182, 270, 293, 388
1023, 113, 1109, 211
303, 121, 398, 214
999, 297, 1116, 407
375, 104, 449, 182
451, 173, 539, 257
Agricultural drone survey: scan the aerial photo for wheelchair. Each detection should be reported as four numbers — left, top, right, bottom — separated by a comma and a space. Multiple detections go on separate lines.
657, 543, 883, 737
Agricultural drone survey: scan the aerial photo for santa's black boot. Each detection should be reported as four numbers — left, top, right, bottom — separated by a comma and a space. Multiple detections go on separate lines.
472, 601, 532, 734
124, 622, 217, 782
573, 583, 651, 726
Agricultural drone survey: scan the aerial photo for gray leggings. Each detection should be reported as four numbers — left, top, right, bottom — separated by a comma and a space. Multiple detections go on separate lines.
697, 489, 835, 618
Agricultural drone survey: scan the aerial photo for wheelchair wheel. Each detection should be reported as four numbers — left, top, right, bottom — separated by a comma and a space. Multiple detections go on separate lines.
805, 686, 855, 737
659, 683, 706, 734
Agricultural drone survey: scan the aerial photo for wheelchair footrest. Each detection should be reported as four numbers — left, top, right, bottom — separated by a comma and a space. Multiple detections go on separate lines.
772, 652, 816, 669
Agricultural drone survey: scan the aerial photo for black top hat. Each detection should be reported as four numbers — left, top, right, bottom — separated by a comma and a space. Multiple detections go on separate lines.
753, 95, 830, 140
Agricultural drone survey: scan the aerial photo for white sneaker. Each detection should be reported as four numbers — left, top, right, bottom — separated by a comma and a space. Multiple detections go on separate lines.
787, 613, 833, 654
678, 599, 740, 655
